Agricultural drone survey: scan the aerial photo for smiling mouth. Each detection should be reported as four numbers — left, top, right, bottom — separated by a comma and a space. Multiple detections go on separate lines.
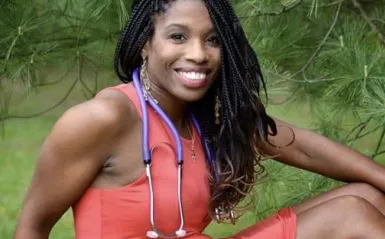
174, 69, 210, 88
176, 71, 207, 81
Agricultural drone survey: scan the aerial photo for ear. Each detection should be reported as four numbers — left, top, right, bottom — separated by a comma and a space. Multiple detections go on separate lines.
141, 41, 150, 59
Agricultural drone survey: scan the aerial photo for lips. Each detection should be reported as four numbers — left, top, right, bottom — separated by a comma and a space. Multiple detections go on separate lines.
174, 68, 211, 88
177, 71, 207, 81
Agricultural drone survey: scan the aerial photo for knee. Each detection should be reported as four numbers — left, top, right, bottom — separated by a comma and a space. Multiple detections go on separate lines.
332, 195, 368, 208
296, 195, 384, 238
332, 194, 371, 212
346, 183, 384, 205
330, 195, 382, 237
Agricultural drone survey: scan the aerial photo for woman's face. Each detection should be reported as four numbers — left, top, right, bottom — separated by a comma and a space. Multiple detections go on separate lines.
142, 0, 221, 103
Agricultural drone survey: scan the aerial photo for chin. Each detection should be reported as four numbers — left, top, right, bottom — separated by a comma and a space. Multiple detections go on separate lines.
172, 88, 209, 103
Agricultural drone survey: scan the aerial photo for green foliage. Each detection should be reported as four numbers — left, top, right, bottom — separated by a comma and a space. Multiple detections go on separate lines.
2, 1, 384, 142
236, 0, 385, 158
1, 0, 385, 237
0, 0, 132, 122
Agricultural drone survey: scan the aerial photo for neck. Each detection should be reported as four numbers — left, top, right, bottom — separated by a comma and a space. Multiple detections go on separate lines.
147, 83, 189, 130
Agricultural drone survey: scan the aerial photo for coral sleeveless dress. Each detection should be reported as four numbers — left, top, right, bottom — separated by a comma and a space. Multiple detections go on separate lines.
72, 83, 296, 239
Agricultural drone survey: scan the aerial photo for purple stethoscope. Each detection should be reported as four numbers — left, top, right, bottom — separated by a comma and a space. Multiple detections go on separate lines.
132, 68, 218, 238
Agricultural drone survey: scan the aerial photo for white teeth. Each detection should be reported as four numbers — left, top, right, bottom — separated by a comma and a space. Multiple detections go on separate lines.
178, 71, 206, 81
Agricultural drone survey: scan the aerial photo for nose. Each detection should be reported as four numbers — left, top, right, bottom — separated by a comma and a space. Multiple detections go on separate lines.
185, 40, 208, 64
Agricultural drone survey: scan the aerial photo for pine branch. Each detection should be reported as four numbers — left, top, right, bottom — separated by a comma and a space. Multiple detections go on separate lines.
345, 116, 372, 141
348, 125, 382, 142
35, 62, 75, 87
270, 85, 301, 105
77, 56, 97, 99
3, 34, 21, 72
0, 31, 119, 60
0, 78, 78, 121
238, 1, 302, 18
351, 0, 385, 46
291, 1, 343, 80
373, 150, 385, 159
372, 127, 385, 159
268, 1, 343, 104
320, 0, 345, 7
371, 18, 385, 25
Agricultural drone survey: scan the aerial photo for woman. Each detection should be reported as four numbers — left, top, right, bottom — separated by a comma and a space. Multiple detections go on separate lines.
13, 1, 385, 238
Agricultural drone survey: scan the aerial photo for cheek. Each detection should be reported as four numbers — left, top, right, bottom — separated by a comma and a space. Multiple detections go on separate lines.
147, 51, 174, 79
151, 40, 181, 67
211, 48, 221, 68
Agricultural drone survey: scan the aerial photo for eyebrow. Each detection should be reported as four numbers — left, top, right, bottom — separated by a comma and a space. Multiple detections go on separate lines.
165, 23, 216, 34
165, 23, 189, 31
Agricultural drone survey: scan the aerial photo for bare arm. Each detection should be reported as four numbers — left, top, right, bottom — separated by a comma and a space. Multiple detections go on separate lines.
13, 90, 131, 239
260, 118, 385, 191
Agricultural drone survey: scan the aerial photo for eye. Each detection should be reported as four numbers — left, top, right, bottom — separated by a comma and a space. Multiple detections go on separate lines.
170, 33, 186, 42
207, 35, 220, 46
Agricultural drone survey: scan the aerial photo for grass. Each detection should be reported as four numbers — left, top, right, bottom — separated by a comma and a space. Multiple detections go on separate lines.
0, 76, 384, 238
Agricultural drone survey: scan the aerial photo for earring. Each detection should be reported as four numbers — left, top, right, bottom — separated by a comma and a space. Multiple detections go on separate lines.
214, 94, 221, 125
141, 58, 151, 92
140, 57, 158, 104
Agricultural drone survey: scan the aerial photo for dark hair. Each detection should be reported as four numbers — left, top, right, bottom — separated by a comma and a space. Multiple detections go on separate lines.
114, 0, 277, 219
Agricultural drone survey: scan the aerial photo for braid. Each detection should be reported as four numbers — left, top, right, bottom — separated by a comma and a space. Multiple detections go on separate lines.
114, 0, 155, 82
114, 0, 276, 220
193, 0, 276, 213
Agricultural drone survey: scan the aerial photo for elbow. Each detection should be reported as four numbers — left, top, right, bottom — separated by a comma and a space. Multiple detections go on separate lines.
13, 227, 49, 239
13, 217, 51, 239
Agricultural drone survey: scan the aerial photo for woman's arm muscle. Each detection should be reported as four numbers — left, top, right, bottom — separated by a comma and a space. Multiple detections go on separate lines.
13, 91, 132, 239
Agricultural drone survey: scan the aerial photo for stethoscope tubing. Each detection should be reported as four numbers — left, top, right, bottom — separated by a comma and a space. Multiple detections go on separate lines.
132, 68, 218, 238
133, 68, 186, 238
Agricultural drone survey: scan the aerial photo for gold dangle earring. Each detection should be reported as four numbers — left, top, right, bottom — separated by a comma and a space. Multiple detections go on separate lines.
141, 58, 150, 94
140, 57, 158, 104
214, 93, 221, 125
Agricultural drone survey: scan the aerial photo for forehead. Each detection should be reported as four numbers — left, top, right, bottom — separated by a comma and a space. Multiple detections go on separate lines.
154, 0, 214, 29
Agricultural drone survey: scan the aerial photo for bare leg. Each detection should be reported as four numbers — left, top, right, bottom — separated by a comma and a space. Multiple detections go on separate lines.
297, 195, 385, 239
293, 182, 385, 215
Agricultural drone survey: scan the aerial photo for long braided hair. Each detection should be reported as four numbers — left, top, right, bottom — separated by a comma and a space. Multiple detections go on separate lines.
114, 0, 277, 219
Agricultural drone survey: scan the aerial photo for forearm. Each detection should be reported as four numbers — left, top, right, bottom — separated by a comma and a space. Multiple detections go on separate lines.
264, 120, 385, 191
295, 129, 385, 185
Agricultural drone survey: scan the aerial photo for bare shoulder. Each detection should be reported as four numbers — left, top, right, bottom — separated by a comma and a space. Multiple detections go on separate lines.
55, 87, 135, 136
44, 86, 138, 162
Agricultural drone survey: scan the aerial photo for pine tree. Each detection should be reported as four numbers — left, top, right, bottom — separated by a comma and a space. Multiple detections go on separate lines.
0, 0, 131, 124
236, 0, 385, 157
1, 0, 384, 234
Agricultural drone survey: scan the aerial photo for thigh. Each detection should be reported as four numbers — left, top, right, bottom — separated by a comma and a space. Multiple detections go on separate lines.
296, 195, 385, 239
227, 208, 296, 239
292, 182, 385, 214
